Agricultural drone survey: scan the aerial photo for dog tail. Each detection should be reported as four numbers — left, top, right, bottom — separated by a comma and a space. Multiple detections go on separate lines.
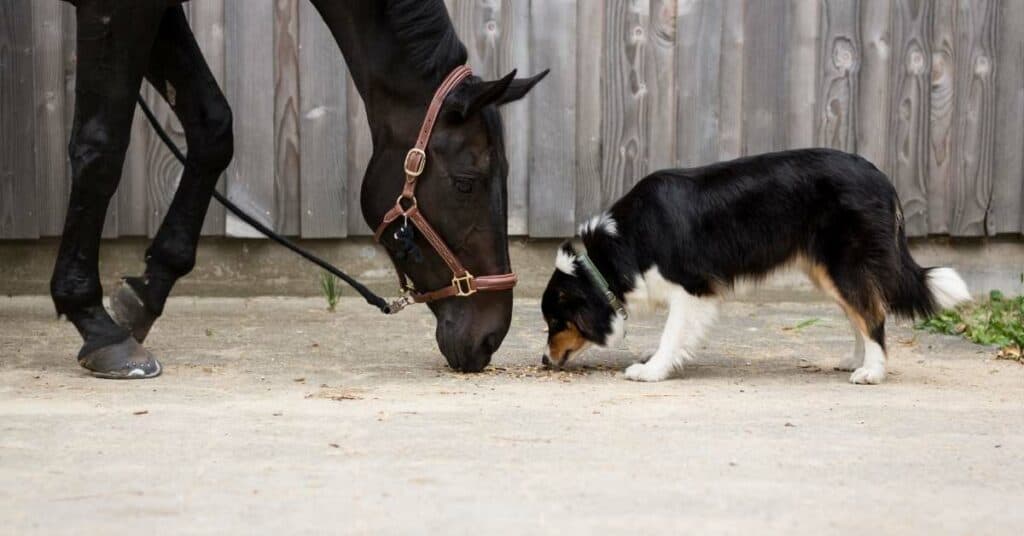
885, 211, 971, 318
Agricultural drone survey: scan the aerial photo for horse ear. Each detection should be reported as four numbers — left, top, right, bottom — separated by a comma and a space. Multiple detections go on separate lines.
493, 69, 549, 106
454, 69, 550, 118
455, 70, 517, 118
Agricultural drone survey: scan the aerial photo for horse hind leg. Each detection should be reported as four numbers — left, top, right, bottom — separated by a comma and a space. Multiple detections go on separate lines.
51, 0, 167, 379
110, 5, 234, 342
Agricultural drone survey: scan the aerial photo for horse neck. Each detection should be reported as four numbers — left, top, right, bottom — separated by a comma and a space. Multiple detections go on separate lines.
309, 0, 455, 142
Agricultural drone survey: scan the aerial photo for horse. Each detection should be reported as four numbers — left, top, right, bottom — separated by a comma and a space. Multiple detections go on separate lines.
51, 0, 547, 379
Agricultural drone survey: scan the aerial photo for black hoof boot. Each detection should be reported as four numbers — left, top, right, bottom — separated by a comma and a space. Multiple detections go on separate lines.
109, 278, 158, 343
78, 337, 162, 379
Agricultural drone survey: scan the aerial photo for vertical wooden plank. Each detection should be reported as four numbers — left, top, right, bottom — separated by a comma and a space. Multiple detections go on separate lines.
528, 0, 576, 237
141, 82, 185, 237
816, 0, 860, 151
0, 0, 38, 239
116, 101, 151, 236
298, 0, 348, 238
189, 0, 227, 236
274, 0, 301, 236
61, 1, 76, 234
887, 0, 931, 236
949, 0, 997, 236
576, 0, 604, 223
647, 0, 676, 170
992, 0, 1024, 234
789, 0, 820, 150
741, 0, 789, 155
601, 0, 650, 204
31, 1, 68, 237
499, 0, 530, 235
675, 0, 722, 166
452, 0, 531, 234
717, 0, 744, 161
346, 75, 373, 236
225, 0, 276, 237
857, 0, 892, 172
927, 0, 956, 235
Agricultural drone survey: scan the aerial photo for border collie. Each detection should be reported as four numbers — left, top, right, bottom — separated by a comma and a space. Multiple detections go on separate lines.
540, 148, 971, 384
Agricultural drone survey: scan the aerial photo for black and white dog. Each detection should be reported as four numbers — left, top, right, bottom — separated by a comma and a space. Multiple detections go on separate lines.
540, 148, 971, 384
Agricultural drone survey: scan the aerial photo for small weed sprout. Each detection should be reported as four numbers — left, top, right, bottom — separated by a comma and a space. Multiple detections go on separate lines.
916, 290, 1023, 362
319, 272, 341, 312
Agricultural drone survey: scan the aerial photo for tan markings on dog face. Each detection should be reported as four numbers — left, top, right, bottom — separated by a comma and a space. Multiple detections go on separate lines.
547, 322, 586, 364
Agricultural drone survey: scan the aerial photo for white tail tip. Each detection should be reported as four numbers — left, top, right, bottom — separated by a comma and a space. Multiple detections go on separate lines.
926, 267, 971, 310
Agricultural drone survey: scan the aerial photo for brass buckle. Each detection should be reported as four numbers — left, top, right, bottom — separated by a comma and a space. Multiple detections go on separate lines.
452, 272, 476, 297
404, 148, 426, 177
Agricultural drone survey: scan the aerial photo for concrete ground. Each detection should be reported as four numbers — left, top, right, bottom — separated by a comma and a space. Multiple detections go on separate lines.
1, 295, 1022, 535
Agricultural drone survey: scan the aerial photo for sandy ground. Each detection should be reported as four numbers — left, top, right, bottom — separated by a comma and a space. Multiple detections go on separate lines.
1, 295, 1022, 535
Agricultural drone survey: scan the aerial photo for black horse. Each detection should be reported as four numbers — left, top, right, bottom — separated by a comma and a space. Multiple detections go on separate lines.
52, 0, 546, 378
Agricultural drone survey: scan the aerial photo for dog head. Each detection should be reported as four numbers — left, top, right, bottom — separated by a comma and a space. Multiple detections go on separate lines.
540, 242, 626, 368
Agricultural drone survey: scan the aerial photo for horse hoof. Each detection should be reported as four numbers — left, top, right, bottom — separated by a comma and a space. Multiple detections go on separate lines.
78, 337, 162, 380
109, 278, 156, 343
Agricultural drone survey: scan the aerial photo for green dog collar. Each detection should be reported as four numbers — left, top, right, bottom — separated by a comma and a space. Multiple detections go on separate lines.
577, 252, 628, 320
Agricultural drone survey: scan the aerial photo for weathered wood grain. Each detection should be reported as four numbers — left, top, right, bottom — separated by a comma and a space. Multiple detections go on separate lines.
528, 0, 576, 237
61, 1, 76, 235
451, 0, 531, 234
140, 82, 184, 238
575, 0, 604, 223
856, 0, 892, 173
346, 75, 373, 236
647, 0, 677, 170
116, 109, 148, 237
298, 0, 348, 238
949, 0, 997, 236
789, 0, 820, 150
601, 0, 650, 204
887, 0, 932, 236
741, 0, 789, 155
816, 0, 859, 151
188, 0, 227, 236
31, 1, 68, 237
225, 0, 275, 237
927, 0, 956, 235
676, 0, 722, 167
718, 0, 744, 161
497, 0, 530, 235
0, 0, 39, 239
273, 0, 301, 236
992, 0, 1024, 235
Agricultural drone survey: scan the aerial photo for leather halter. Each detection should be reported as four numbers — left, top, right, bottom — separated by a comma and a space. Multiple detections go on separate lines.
374, 65, 518, 305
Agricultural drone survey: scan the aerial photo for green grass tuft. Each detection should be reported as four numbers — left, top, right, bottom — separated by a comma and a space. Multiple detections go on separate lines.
915, 290, 1023, 362
319, 272, 341, 312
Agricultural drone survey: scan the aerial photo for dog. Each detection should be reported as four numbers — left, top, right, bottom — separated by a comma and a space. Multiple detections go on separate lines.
540, 148, 971, 384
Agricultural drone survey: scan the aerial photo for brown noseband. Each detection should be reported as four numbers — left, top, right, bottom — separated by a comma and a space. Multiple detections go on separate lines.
374, 65, 518, 306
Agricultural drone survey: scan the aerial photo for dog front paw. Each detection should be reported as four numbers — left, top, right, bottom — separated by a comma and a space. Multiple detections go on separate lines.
623, 362, 673, 382
849, 365, 886, 385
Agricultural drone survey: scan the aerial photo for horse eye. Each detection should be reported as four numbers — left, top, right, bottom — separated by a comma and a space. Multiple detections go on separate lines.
452, 175, 475, 194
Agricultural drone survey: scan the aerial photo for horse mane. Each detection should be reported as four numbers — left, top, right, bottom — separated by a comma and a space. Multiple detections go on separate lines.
385, 0, 468, 80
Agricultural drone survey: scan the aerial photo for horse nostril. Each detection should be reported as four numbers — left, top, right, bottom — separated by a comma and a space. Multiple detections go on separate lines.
541, 355, 551, 367
481, 333, 501, 356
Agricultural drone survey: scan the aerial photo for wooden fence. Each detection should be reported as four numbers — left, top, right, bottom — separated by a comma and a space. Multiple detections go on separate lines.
2, 0, 1022, 240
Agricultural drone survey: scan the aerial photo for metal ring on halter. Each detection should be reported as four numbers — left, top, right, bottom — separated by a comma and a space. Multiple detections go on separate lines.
396, 195, 418, 214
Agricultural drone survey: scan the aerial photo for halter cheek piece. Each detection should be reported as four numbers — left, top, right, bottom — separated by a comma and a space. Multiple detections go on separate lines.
374, 65, 518, 310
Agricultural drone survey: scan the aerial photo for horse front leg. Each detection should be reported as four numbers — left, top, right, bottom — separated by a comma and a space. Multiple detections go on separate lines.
51, 0, 168, 378
109, 6, 233, 342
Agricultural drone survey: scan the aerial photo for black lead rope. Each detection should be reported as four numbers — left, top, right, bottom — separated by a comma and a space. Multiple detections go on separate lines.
135, 95, 394, 314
